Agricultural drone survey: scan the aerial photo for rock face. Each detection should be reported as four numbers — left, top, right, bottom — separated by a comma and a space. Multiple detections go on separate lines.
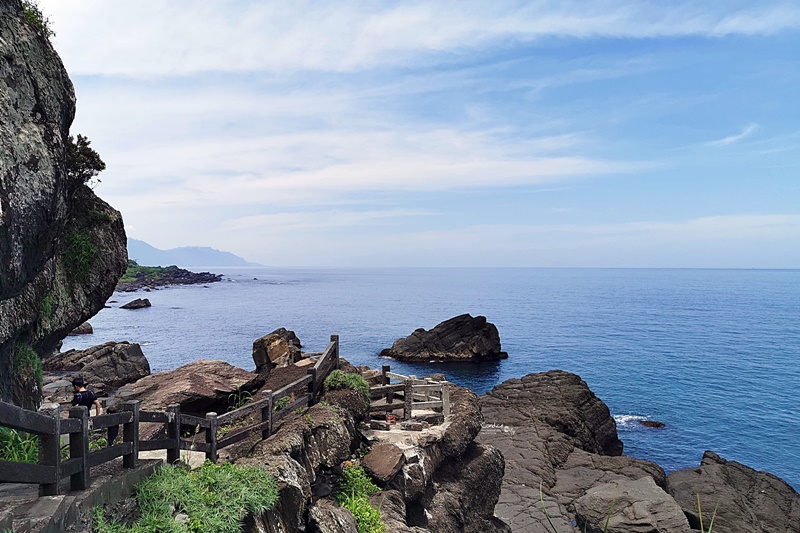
252, 327, 301, 371
379, 314, 508, 362
67, 322, 93, 335
43, 341, 150, 391
575, 476, 691, 533
0, 1, 127, 408
666, 450, 800, 533
115, 360, 263, 426
120, 298, 151, 310
477, 371, 665, 532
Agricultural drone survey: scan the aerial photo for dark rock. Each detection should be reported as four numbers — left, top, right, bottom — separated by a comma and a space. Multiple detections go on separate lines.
323, 388, 368, 422
379, 314, 508, 362
401, 421, 423, 431
67, 322, 93, 335
43, 341, 150, 392
575, 476, 691, 533
120, 298, 151, 309
307, 500, 358, 533
666, 450, 800, 533
311, 482, 332, 498
252, 327, 301, 371
0, 1, 127, 408
364, 443, 406, 482
639, 420, 666, 428
370, 420, 390, 431
116, 265, 222, 292
477, 371, 665, 531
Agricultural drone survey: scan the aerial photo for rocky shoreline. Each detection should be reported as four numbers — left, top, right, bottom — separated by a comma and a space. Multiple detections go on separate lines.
41, 329, 800, 533
116, 265, 222, 292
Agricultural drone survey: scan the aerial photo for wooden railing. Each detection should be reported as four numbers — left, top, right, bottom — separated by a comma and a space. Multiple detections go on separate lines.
367, 365, 450, 419
0, 334, 340, 493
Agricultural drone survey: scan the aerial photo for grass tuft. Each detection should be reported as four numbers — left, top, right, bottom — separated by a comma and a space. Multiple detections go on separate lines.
337, 463, 384, 533
0, 427, 39, 464
324, 370, 370, 406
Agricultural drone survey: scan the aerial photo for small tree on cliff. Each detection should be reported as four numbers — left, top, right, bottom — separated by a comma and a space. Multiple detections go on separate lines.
66, 134, 106, 187
21, 0, 55, 38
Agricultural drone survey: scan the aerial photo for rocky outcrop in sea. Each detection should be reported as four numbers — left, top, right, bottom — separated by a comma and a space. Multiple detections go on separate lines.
380, 314, 508, 362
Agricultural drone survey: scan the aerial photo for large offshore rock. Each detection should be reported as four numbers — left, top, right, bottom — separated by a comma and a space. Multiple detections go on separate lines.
379, 314, 508, 362
43, 341, 150, 391
477, 371, 665, 532
666, 450, 800, 533
0, 0, 127, 408
575, 476, 691, 533
252, 327, 302, 371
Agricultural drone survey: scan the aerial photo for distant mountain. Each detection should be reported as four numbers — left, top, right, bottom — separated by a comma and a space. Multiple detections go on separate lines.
127, 238, 262, 268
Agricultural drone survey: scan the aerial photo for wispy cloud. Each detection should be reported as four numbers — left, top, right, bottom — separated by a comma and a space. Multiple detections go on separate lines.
707, 123, 759, 147
42, 1, 800, 76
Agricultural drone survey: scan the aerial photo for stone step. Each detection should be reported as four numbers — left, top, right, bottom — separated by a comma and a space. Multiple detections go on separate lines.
15, 494, 75, 533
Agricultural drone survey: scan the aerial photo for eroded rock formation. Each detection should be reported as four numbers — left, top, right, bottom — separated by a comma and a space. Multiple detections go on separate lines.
252, 326, 302, 372
0, 0, 127, 408
380, 314, 508, 362
43, 341, 150, 392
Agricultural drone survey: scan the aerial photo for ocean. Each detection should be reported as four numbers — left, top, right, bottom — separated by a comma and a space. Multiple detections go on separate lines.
62, 267, 800, 489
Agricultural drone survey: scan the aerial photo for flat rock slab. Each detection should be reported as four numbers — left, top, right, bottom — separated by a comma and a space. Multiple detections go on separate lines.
120, 298, 151, 309
364, 443, 406, 482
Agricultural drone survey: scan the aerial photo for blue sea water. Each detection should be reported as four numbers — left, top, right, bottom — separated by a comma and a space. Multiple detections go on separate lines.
62, 268, 800, 489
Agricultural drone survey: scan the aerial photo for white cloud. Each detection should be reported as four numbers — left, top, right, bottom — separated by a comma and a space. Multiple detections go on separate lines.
707, 123, 759, 147
41, 1, 800, 76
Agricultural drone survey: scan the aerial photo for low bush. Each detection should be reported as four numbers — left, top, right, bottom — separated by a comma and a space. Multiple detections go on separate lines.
15, 344, 43, 390
0, 426, 38, 464
93, 461, 278, 533
324, 370, 370, 404
63, 230, 97, 282
339, 493, 385, 533
337, 462, 384, 533
21, 0, 54, 38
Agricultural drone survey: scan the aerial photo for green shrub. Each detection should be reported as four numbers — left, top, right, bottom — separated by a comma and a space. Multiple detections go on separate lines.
93, 461, 278, 533
273, 396, 290, 412
337, 463, 380, 503
66, 134, 106, 186
63, 230, 97, 281
15, 344, 43, 390
340, 493, 385, 533
0, 426, 39, 464
324, 370, 370, 404
40, 293, 54, 320
21, 0, 54, 38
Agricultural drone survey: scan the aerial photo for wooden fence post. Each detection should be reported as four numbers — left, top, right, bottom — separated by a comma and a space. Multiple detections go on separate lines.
442, 385, 451, 418
205, 412, 218, 463
166, 404, 181, 465
382, 365, 392, 404
308, 367, 318, 406
403, 380, 413, 420
68, 406, 90, 491
122, 401, 140, 469
261, 390, 273, 440
331, 334, 340, 369
38, 402, 61, 496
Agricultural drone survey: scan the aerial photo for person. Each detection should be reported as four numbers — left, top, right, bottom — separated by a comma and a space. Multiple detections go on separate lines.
71, 377, 102, 416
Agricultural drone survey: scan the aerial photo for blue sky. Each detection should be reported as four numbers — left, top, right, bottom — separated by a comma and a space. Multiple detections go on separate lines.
41, 0, 800, 267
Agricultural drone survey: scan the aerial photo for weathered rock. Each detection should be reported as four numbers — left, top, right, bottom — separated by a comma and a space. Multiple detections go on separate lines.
120, 298, 151, 310
639, 420, 666, 428
43, 341, 150, 391
666, 450, 800, 533
363, 443, 406, 483
477, 371, 665, 532
41, 379, 73, 403
379, 314, 508, 362
252, 327, 301, 371
0, 0, 127, 408
115, 360, 263, 437
307, 500, 358, 533
67, 322, 93, 335
575, 476, 691, 533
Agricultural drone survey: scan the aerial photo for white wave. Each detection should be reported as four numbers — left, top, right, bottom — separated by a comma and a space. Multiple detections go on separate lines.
613, 414, 647, 428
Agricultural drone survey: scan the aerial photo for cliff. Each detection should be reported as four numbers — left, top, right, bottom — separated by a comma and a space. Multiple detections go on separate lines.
0, 0, 127, 408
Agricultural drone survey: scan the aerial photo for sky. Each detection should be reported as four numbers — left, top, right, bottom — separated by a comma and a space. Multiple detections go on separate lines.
40, 0, 800, 267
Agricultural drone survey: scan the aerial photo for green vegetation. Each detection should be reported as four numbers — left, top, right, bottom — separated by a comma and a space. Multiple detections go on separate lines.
337, 463, 384, 533
66, 134, 106, 186
227, 386, 252, 411
273, 396, 290, 412
119, 260, 172, 284
305, 413, 314, 427
40, 292, 55, 320
92, 462, 278, 533
15, 344, 43, 390
21, 0, 54, 37
0, 426, 39, 464
324, 370, 370, 406
63, 230, 98, 281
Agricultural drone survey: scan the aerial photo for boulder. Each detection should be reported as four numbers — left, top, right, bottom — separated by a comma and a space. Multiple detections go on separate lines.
379, 314, 508, 362
575, 476, 691, 533
363, 443, 406, 483
120, 298, 151, 309
666, 450, 800, 533
43, 341, 150, 391
307, 500, 358, 533
639, 420, 666, 428
252, 327, 302, 371
476, 371, 665, 531
115, 360, 263, 438
67, 322, 93, 335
